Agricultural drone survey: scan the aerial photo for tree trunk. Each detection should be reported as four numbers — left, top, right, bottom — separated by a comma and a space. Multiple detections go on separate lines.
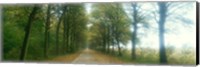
116, 33, 122, 56
131, 22, 137, 60
107, 26, 111, 54
111, 25, 115, 54
55, 15, 62, 55
63, 15, 67, 54
69, 29, 73, 52
131, 3, 138, 60
19, 5, 39, 61
112, 39, 115, 54
117, 40, 121, 56
103, 35, 106, 52
66, 14, 71, 53
158, 2, 168, 64
105, 31, 108, 53
62, 6, 68, 54
71, 32, 76, 52
44, 5, 51, 58
56, 7, 66, 55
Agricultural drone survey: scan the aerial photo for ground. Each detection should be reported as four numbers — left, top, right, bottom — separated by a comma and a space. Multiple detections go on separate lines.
47, 48, 126, 64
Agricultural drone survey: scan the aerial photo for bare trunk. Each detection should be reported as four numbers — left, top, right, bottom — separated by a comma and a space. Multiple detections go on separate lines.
131, 3, 138, 60
111, 35, 114, 54
69, 29, 73, 52
107, 26, 111, 54
131, 22, 137, 60
55, 18, 61, 55
117, 39, 121, 56
158, 2, 167, 64
44, 5, 51, 58
63, 11, 67, 54
116, 33, 121, 56
66, 24, 70, 52
103, 35, 106, 52
63, 21, 67, 54
62, 6, 68, 54
111, 25, 115, 54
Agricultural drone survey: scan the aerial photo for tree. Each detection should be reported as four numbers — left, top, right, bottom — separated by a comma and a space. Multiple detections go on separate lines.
131, 3, 138, 60
156, 2, 194, 64
19, 5, 39, 61
90, 3, 131, 56
55, 5, 66, 55
3, 3, 88, 61
157, 2, 168, 64
124, 3, 147, 60
44, 4, 51, 58
60, 4, 88, 53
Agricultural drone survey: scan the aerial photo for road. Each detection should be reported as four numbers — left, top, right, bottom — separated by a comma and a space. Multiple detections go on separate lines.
71, 48, 123, 64
49, 48, 124, 64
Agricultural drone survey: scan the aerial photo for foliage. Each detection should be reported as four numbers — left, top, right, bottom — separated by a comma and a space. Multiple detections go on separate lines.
3, 4, 88, 61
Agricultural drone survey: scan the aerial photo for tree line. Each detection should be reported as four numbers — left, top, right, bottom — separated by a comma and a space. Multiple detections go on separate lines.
3, 4, 88, 61
88, 2, 194, 64
3, 2, 194, 64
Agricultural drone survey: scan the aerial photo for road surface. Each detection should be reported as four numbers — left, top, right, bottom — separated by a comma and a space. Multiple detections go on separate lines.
71, 48, 123, 64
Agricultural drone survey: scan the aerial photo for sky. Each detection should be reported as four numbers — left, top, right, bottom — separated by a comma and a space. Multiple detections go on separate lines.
84, 2, 196, 52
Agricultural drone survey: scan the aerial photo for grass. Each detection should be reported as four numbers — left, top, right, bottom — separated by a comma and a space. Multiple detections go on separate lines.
12, 47, 194, 65
101, 47, 195, 65
91, 50, 125, 64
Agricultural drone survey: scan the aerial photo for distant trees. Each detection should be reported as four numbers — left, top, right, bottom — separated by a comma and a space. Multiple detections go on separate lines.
61, 4, 88, 53
90, 3, 131, 56
47, 4, 88, 56
90, 2, 194, 64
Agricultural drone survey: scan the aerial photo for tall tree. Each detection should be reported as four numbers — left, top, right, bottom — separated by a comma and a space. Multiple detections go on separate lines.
55, 5, 66, 55
44, 4, 51, 57
157, 2, 168, 64
59, 4, 88, 53
19, 5, 39, 61
91, 3, 131, 56
131, 3, 138, 60
156, 2, 193, 64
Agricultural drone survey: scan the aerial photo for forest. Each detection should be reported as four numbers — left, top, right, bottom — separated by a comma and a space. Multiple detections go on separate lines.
2, 2, 196, 65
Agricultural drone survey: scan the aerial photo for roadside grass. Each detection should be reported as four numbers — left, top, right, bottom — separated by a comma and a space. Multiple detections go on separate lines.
90, 49, 124, 64
105, 47, 195, 65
